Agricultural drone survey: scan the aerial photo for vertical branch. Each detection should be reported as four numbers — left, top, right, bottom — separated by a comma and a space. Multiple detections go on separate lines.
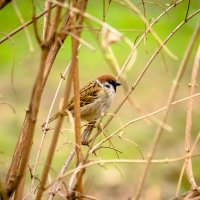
185, 0, 191, 20
134, 22, 200, 200
71, 23, 83, 200
35, 1, 88, 198
141, 0, 146, 37
0, 180, 8, 200
35, 53, 74, 200
43, 1, 52, 40
46, 0, 64, 43
5, 5, 72, 198
71, 3, 82, 168
12, 0, 34, 52
5, 46, 49, 197
185, 24, 200, 191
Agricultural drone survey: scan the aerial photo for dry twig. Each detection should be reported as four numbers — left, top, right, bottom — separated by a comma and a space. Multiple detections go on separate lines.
184, 24, 200, 192
134, 14, 200, 200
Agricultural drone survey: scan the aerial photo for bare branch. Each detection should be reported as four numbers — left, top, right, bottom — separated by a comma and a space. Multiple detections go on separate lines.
0, 0, 11, 9
134, 15, 200, 200
184, 24, 200, 191
0, 4, 56, 44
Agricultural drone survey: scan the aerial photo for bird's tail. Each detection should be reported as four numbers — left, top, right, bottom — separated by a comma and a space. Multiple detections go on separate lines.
41, 113, 59, 129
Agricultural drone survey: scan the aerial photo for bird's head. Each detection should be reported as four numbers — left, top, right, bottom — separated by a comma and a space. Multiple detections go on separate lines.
97, 74, 121, 92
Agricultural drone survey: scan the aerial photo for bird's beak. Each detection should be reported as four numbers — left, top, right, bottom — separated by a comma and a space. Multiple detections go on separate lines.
115, 82, 121, 87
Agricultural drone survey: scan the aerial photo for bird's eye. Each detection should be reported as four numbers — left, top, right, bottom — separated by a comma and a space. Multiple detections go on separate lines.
108, 80, 114, 85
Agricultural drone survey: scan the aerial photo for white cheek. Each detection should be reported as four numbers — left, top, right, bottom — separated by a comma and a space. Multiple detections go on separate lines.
109, 87, 115, 98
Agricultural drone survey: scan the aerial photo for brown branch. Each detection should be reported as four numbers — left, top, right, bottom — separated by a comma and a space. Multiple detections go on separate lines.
31, 46, 80, 199
0, 0, 11, 9
35, 44, 74, 200
185, 24, 200, 191
32, 0, 42, 45
5, 47, 49, 197
46, 0, 64, 44
14, 176, 25, 200
43, 1, 52, 40
88, 6, 200, 153
185, 0, 191, 20
5, 5, 73, 198
12, 0, 34, 52
69, 2, 83, 197
46, 152, 200, 186
176, 132, 200, 197
89, 92, 200, 154
0, 4, 56, 44
48, 147, 76, 200
0, 180, 8, 200
35, 1, 88, 199
117, 0, 184, 79
134, 15, 200, 200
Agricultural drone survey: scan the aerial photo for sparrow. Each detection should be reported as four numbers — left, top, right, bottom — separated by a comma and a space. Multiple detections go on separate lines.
42, 74, 121, 143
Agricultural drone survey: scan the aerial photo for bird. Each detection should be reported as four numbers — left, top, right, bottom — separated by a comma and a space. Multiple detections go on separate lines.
42, 74, 121, 144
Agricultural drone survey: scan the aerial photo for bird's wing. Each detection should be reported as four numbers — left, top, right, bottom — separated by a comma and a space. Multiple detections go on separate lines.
67, 80, 103, 110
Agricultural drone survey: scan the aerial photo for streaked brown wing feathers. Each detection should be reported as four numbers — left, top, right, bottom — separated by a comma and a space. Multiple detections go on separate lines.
67, 80, 101, 110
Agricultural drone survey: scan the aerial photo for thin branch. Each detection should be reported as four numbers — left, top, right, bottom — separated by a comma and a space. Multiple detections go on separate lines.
46, 0, 64, 44
0, 102, 16, 113
30, 43, 81, 199
134, 15, 200, 200
0, 0, 11, 9
116, 0, 184, 80
185, 0, 191, 20
50, 0, 134, 48
48, 148, 76, 200
30, 44, 80, 199
89, 8, 200, 152
116, 0, 178, 60
89, 92, 200, 154
69, 3, 83, 197
35, 48, 74, 200
12, 0, 34, 52
176, 132, 200, 197
46, 152, 200, 188
184, 24, 200, 191
5, 2, 73, 197
35, 1, 88, 199
43, 1, 52, 40
0, 4, 56, 44
31, 0, 42, 45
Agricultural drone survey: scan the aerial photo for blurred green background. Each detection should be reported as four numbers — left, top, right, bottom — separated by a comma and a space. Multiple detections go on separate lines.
0, 0, 200, 199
